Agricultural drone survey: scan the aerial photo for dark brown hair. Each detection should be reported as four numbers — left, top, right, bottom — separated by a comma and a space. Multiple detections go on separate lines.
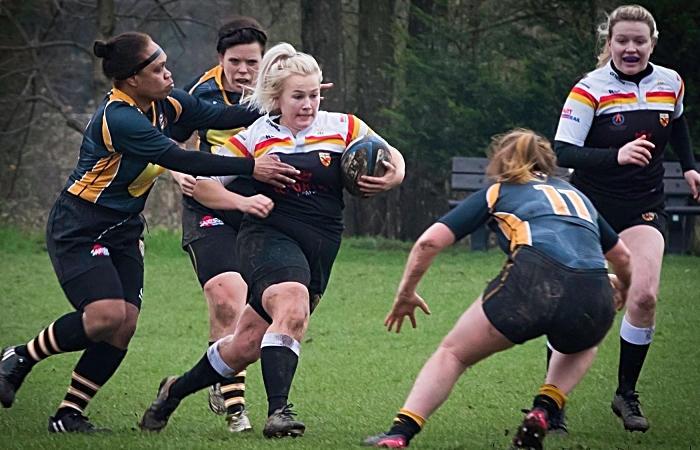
216, 16, 267, 55
93, 31, 152, 81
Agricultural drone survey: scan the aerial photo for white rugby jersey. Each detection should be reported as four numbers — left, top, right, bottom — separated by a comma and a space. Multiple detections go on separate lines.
210, 111, 382, 237
554, 62, 685, 205
555, 61, 683, 146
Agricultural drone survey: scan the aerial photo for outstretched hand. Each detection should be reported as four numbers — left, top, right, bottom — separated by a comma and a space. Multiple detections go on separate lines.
253, 154, 299, 188
384, 291, 431, 333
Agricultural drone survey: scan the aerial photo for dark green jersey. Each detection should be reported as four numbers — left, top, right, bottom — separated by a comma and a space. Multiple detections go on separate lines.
178, 66, 261, 229
180, 65, 260, 154
66, 87, 257, 213
439, 175, 618, 269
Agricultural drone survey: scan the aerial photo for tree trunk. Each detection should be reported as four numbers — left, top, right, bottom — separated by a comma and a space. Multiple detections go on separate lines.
93, 0, 114, 100
348, 0, 409, 238
300, 0, 345, 112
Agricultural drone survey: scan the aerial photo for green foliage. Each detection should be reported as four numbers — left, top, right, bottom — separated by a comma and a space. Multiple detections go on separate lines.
1, 232, 699, 449
384, 0, 700, 175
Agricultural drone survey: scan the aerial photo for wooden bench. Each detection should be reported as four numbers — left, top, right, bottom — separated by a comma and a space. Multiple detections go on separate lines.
450, 157, 700, 254
663, 161, 700, 254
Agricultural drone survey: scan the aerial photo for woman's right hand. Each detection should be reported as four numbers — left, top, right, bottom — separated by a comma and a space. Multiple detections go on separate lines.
239, 194, 274, 218
171, 171, 196, 196
384, 291, 431, 333
617, 135, 655, 166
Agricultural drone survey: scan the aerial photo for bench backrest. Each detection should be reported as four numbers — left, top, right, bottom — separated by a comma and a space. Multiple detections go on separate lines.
450, 157, 571, 196
451, 157, 696, 196
664, 161, 696, 196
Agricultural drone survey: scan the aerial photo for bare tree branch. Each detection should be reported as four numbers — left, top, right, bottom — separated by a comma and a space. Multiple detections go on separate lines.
1, 5, 86, 135
136, 0, 184, 34
117, 14, 216, 29
0, 41, 92, 56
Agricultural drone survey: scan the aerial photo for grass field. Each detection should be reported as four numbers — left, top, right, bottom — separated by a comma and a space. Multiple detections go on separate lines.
0, 228, 698, 450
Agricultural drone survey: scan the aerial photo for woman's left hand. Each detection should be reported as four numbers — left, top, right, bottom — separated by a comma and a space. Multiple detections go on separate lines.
683, 169, 700, 201
357, 160, 402, 197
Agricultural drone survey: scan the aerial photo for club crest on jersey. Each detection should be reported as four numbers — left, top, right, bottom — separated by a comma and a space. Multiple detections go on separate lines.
199, 215, 224, 227
158, 113, 166, 130
659, 113, 670, 127
319, 152, 331, 167
641, 212, 657, 221
91, 244, 110, 257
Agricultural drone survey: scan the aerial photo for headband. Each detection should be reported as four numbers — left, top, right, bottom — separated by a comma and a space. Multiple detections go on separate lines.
116, 47, 163, 80
220, 27, 266, 41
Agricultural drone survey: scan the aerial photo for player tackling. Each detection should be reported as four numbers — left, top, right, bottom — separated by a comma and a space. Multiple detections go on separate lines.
362, 129, 632, 450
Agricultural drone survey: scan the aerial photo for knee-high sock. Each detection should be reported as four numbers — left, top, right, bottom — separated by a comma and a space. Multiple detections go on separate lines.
618, 318, 654, 394
15, 311, 93, 366
260, 333, 300, 417
168, 342, 232, 401
55, 342, 126, 417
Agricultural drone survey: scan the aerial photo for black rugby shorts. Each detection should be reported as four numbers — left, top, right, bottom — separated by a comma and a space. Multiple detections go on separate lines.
236, 219, 341, 324
46, 192, 144, 310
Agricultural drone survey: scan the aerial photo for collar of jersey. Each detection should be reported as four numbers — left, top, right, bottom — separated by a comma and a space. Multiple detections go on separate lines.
212, 66, 235, 106
111, 88, 156, 125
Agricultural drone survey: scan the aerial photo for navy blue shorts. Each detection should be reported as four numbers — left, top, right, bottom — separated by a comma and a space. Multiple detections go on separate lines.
482, 246, 615, 354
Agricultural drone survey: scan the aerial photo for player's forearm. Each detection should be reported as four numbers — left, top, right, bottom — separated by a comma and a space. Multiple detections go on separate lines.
193, 180, 244, 210
397, 224, 454, 295
605, 240, 632, 291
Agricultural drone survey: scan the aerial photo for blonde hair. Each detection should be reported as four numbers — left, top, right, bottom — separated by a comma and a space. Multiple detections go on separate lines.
596, 5, 658, 68
486, 129, 556, 184
248, 42, 323, 113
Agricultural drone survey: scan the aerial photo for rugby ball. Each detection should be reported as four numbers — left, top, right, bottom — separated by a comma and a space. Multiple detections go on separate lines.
341, 135, 392, 198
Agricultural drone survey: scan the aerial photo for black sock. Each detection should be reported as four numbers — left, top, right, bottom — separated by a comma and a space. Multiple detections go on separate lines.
387, 413, 422, 442
55, 342, 127, 418
617, 337, 650, 394
533, 394, 559, 420
261, 346, 298, 416
169, 353, 225, 400
15, 311, 92, 365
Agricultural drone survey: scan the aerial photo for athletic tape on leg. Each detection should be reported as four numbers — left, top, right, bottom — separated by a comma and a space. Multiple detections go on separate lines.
207, 340, 236, 378
620, 317, 655, 345
261, 333, 300, 356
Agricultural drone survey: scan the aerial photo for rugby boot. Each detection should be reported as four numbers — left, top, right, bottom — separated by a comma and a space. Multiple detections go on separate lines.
227, 409, 253, 432
208, 383, 226, 415
611, 390, 650, 432
0, 346, 33, 408
139, 376, 181, 432
361, 433, 408, 448
48, 411, 111, 433
547, 406, 568, 435
513, 408, 547, 450
262, 404, 305, 438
